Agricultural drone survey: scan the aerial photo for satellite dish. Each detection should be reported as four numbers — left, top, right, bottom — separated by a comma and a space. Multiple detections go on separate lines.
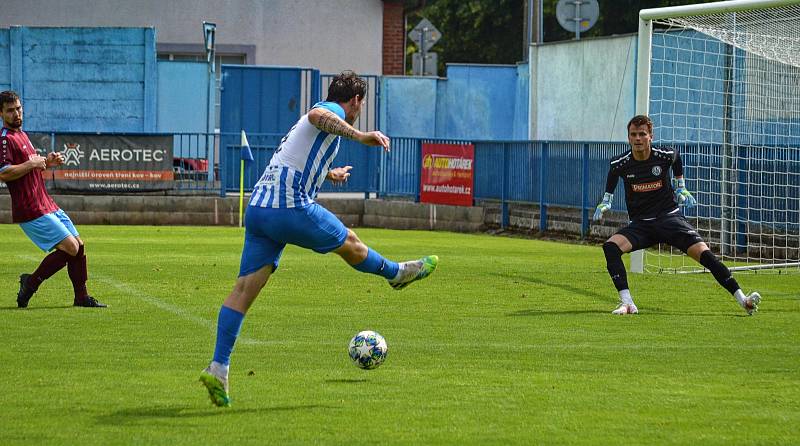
556, 0, 599, 37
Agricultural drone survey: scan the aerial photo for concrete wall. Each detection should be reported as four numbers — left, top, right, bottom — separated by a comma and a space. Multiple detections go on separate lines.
530, 35, 637, 142
156, 61, 209, 134
0, 195, 621, 242
381, 63, 529, 140
0, 0, 384, 75
0, 26, 157, 133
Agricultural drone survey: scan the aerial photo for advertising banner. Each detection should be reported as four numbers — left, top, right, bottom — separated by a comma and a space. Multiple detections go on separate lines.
53, 134, 173, 191
420, 142, 474, 207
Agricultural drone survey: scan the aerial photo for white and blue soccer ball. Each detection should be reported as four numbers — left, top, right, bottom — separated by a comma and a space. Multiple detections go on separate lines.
348, 330, 388, 370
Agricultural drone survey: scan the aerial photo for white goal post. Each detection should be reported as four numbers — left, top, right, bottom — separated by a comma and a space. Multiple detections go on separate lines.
633, 0, 800, 273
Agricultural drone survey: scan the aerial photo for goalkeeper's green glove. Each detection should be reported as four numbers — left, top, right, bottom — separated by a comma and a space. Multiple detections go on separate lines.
673, 178, 697, 208
593, 193, 613, 221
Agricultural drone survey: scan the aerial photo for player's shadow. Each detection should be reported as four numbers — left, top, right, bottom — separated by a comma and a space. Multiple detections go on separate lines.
492, 272, 621, 316
324, 378, 368, 384
0, 305, 74, 311
491, 272, 618, 302
508, 308, 608, 316
97, 404, 336, 425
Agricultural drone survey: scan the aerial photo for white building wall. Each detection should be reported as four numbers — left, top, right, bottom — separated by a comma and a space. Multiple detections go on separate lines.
530, 34, 638, 142
0, 0, 384, 75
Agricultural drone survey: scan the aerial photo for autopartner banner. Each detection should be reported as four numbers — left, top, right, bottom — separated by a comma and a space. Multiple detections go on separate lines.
420, 142, 474, 207
52, 134, 173, 191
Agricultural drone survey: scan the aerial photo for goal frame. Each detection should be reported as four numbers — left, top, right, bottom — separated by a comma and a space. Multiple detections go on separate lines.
631, 0, 800, 273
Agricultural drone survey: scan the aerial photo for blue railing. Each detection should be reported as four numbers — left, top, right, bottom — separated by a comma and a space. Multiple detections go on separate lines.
35, 129, 795, 238
376, 138, 629, 235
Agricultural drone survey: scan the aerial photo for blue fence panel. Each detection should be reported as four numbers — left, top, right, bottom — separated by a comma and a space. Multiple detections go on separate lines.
546, 142, 584, 207
380, 137, 420, 198
587, 142, 629, 212
318, 139, 380, 194
220, 65, 320, 136
473, 141, 505, 201
506, 142, 540, 203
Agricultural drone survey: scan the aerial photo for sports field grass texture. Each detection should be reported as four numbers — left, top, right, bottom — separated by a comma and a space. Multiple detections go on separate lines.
1, 225, 798, 445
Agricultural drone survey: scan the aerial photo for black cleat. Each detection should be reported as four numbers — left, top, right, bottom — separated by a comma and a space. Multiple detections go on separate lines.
17, 274, 35, 308
74, 296, 107, 308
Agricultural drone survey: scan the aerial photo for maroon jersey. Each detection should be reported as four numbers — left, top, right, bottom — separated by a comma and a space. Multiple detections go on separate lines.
1, 127, 59, 222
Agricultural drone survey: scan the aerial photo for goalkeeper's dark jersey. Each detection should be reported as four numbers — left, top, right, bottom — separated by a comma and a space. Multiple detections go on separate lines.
605, 147, 684, 220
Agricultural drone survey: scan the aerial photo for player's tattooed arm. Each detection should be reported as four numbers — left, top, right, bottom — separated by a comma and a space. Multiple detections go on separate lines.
307, 107, 390, 151
310, 109, 360, 140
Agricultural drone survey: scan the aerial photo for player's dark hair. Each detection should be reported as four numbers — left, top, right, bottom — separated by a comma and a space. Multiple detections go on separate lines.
326, 71, 367, 103
627, 115, 653, 134
0, 90, 20, 109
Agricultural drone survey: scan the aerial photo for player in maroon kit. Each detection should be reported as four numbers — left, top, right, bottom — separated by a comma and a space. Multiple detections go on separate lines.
0, 91, 105, 308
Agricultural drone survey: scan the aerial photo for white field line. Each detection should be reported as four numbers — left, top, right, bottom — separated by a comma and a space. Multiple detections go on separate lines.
17, 254, 267, 345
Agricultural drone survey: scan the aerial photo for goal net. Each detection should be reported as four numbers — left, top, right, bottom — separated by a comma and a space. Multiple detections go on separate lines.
635, 0, 800, 273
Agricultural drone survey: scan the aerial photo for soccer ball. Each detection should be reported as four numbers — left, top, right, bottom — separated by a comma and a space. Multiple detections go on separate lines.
348, 330, 388, 370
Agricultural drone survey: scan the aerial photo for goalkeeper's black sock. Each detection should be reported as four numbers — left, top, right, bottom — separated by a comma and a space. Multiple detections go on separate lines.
602, 242, 629, 292
699, 250, 740, 295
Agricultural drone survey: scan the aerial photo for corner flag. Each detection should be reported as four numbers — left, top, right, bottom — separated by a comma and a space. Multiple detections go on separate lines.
239, 130, 254, 227
240, 130, 254, 163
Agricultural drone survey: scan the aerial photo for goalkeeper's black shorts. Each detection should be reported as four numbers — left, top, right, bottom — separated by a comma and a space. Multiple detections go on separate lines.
616, 212, 704, 252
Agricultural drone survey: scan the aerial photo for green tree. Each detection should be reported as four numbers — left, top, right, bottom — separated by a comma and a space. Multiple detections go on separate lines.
543, 0, 722, 42
408, 0, 723, 74
407, 0, 525, 75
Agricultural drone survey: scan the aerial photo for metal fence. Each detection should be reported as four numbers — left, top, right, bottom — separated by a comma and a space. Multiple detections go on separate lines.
379, 138, 629, 235
32, 130, 797, 239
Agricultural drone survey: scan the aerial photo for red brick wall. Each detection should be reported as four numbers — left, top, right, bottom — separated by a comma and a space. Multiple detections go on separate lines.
383, 1, 405, 75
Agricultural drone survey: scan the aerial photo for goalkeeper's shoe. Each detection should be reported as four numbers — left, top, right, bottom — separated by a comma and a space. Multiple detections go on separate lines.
17, 274, 35, 308
389, 255, 439, 290
612, 303, 638, 315
741, 292, 761, 316
200, 365, 230, 407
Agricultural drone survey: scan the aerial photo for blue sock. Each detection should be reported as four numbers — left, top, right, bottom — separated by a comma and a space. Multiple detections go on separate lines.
352, 248, 399, 280
212, 305, 245, 366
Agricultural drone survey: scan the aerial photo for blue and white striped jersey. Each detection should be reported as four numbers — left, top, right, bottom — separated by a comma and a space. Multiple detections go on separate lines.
249, 102, 344, 208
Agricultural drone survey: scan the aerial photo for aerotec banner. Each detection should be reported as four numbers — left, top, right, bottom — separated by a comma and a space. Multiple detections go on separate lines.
53, 134, 173, 191
420, 142, 474, 207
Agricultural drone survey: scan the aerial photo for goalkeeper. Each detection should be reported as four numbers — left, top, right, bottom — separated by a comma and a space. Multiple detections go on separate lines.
593, 115, 760, 315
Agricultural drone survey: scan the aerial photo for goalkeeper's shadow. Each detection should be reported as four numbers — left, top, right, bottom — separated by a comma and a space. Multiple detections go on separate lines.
490, 272, 617, 305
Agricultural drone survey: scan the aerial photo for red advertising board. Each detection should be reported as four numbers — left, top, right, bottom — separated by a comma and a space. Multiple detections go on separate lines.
420, 143, 474, 206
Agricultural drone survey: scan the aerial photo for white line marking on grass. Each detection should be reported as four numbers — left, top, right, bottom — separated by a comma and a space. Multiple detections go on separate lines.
16, 254, 266, 345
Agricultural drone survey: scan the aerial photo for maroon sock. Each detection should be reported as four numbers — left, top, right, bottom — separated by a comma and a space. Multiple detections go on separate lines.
67, 244, 89, 300
28, 249, 71, 291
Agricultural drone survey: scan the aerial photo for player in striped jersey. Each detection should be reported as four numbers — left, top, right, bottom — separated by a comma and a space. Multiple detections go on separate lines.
200, 72, 438, 407
593, 115, 760, 316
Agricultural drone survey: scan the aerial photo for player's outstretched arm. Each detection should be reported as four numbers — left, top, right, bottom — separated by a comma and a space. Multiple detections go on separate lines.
673, 176, 697, 208
308, 108, 390, 152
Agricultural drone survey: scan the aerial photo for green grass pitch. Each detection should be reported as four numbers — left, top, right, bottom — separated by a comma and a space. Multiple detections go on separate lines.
1, 225, 798, 445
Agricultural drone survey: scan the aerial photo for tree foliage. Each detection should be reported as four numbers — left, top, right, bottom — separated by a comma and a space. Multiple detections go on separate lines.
543, 0, 721, 42
408, 0, 721, 75
407, 0, 525, 75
